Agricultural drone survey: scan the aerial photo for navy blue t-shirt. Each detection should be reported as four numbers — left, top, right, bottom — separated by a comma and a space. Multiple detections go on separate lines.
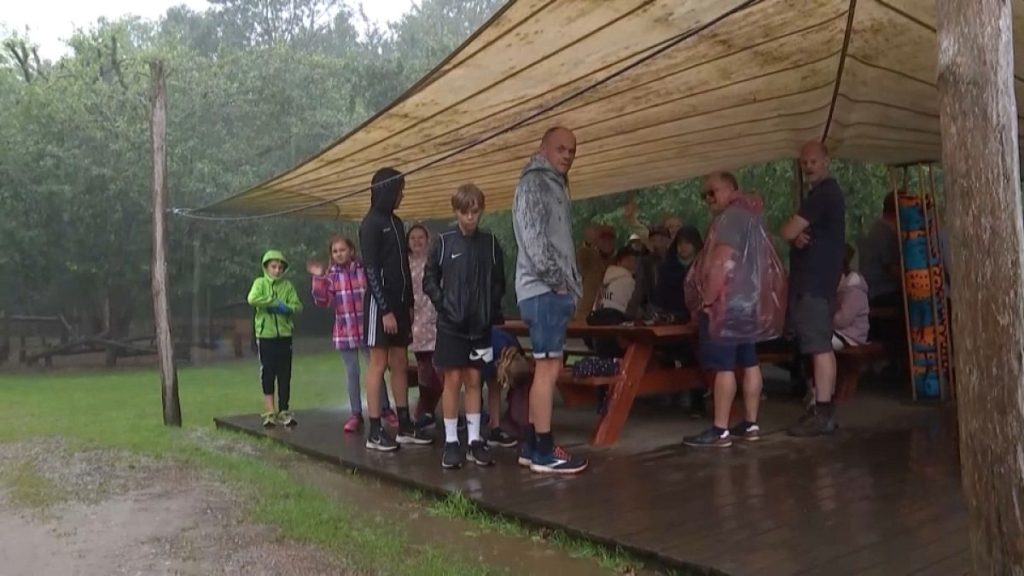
790, 177, 846, 299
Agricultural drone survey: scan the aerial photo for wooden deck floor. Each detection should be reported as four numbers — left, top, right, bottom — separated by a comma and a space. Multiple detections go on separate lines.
215, 397, 969, 576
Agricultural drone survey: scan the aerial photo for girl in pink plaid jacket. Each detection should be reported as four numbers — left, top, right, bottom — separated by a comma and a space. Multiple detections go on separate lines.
310, 236, 394, 433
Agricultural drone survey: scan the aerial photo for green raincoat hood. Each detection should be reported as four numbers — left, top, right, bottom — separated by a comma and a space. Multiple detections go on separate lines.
262, 250, 289, 278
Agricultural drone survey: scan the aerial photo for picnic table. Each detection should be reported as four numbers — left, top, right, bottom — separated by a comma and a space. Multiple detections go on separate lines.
502, 320, 700, 447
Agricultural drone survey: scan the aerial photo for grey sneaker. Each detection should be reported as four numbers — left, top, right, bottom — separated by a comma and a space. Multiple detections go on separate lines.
729, 421, 761, 441
788, 410, 837, 437
683, 428, 733, 448
441, 442, 464, 469
366, 428, 399, 452
467, 440, 495, 467
396, 426, 434, 445
486, 428, 517, 448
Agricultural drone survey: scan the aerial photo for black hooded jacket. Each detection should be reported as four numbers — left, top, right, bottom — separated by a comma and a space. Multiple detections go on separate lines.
423, 225, 506, 340
655, 226, 704, 320
358, 172, 413, 316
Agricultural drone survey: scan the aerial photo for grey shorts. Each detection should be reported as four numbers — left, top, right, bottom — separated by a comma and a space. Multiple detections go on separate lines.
792, 294, 834, 355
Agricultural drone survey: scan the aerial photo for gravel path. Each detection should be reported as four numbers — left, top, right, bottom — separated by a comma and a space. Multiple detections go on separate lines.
0, 440, 350, 576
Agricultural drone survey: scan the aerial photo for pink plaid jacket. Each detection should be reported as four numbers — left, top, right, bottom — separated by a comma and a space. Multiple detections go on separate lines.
312, 260, 367, 350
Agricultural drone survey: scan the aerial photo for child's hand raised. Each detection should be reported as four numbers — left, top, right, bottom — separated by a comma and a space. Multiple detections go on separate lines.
307, 259, 326, 276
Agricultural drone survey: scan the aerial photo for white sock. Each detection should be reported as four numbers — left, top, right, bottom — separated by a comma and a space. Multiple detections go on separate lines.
444, 418, 459, 444
467, 413, 482, 443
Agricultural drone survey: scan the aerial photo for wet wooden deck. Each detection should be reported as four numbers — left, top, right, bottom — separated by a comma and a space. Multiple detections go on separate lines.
215, 397, 969, 576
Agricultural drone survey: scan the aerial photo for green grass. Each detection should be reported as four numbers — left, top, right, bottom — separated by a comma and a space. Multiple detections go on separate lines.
426, 491, 682, 575
0, 354, 490, 576
0, 354, 661, 575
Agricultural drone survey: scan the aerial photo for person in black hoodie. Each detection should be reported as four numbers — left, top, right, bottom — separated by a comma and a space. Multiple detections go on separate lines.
359, 167, 432, 451
656, 225, 704, 322
423, 184, 506, 470
657, 225, 706, 416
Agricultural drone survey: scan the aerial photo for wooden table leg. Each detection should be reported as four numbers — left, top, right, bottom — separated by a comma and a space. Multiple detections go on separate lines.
592, 341, 653, 446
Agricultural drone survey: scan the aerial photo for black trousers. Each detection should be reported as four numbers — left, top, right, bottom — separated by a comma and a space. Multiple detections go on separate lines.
257, 337, 293, 411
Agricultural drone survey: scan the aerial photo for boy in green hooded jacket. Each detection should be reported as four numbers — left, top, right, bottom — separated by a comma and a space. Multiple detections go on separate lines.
247, 250, 304, 427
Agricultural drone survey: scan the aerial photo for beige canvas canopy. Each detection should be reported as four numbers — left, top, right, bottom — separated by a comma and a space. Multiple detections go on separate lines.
198, 0, 1024, 220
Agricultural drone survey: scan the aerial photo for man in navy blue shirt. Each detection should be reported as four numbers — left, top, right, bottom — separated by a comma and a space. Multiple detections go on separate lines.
781, 141, 846, 437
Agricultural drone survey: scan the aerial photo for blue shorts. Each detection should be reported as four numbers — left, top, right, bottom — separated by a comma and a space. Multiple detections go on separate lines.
519, 292, 575, 359
698, 313, 758, 372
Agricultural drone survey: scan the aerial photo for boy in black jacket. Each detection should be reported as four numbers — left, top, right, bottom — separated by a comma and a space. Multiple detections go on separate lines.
423, 184, 506, 469
359, 167, 433, 451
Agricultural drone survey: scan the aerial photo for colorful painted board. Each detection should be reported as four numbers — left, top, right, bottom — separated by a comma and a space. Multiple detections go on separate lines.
896, 193, 951, 400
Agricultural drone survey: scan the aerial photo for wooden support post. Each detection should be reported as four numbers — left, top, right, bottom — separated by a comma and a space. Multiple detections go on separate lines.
150, 60, 182, 427
936, 0, 1024, 571
191, 234, 201, 351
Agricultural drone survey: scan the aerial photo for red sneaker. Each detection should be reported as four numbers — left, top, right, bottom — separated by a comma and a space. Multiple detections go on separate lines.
343, 414, 363, 433
381, 408, 399, 428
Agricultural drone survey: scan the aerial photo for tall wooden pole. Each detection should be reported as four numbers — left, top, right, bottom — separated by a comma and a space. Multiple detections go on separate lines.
936, 1, 1024, 571
191, 234, 201, 352
150, 61, 182, 427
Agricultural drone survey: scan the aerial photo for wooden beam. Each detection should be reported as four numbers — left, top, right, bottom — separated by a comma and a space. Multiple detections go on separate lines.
150, 60, 182, 427
936, 0, 1024, 571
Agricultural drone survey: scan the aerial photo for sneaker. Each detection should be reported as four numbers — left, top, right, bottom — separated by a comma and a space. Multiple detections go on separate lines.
788, 410, 837, 437
467, 440, 495, 467
530, 446, 589, 475
366, 428, 399, 452
343, 414, 363, 433
277, 410, 297, 427
729, 421, 761, 441
683, 428, 733, 448
441, 442, 464, 469
396, 426, 434, 445
414, 413, 436, 430
261, 412, 277, 428
381, 408, 399, 428
487, 428, 517, 448
517, 440, 534, 467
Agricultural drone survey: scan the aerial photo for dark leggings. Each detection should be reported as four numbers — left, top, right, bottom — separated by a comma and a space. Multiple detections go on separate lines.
258, 337, 293, 411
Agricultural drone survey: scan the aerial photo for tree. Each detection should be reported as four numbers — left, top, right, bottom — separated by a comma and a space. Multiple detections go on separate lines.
936, 0, 1024, 571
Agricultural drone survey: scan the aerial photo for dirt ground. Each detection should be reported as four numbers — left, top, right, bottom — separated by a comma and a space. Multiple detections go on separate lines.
0, 440, 350, 576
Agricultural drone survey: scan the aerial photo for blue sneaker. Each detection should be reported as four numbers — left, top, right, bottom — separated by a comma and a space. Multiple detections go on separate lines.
517, 440, 534, 467
530, 446, 589, 475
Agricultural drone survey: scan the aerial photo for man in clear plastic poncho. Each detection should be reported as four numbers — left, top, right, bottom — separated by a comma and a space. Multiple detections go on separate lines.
683, 171, 787, 448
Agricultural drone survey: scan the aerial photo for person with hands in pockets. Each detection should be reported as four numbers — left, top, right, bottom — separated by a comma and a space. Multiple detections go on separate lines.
423, 184, 506, 470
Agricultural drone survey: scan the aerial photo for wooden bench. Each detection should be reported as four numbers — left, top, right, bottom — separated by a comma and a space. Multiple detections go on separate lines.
751, 342, 888, 402
834, 341, 887, 401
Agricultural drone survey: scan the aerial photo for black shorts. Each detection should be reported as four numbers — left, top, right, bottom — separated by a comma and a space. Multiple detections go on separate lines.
433, 332, 492, 369
364, 294, 412, 349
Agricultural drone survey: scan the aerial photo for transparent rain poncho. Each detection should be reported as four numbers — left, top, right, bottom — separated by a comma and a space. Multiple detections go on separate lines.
686, 195, 788, 343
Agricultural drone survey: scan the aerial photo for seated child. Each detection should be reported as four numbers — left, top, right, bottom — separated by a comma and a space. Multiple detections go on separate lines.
833, 244, 870, 350
595, 248, 638, 315
480, 327, 529, 447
